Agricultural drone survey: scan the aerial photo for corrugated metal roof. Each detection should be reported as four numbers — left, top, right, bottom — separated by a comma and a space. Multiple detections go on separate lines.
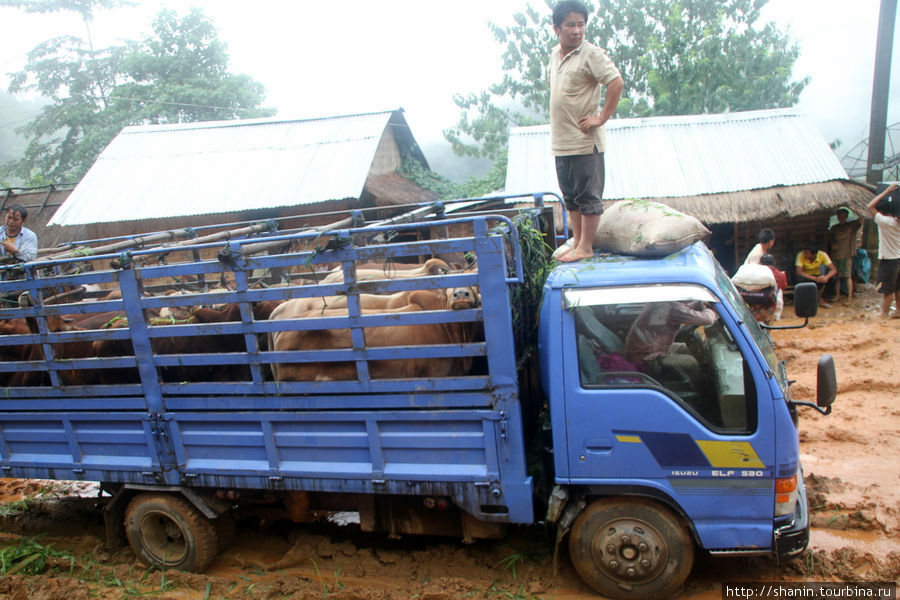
50, 110, 411, 226
505, 108, 850, 200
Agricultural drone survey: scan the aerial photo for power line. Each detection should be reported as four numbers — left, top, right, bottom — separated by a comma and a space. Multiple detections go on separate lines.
0, 113, 42, 130
0, 93, 269, 130
101, 94, 265, 114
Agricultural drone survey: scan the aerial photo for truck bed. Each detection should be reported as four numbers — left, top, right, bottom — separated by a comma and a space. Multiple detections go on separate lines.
0, 204, 547, 523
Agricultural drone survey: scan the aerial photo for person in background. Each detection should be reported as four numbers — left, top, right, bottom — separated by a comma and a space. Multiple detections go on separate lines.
795, 242, 837, 308
744, 228, 776, 265
826, 207, 862, 300
549, 0, 624, 263
761, 253, 787, 321
867, 183, 900, 318
0, 204, 38, 264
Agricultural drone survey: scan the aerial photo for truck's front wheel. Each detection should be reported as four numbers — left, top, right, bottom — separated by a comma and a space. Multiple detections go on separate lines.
125, 493, 218, 572
568, 497, 694, 600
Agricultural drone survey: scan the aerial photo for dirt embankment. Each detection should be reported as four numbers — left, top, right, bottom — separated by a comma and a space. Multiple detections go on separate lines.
0, 288, 896, 599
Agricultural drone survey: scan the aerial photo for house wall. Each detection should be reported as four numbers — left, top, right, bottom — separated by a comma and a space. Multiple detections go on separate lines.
731, 212, 875, 284
1, 186, 80, 251
368, 127, 401, 176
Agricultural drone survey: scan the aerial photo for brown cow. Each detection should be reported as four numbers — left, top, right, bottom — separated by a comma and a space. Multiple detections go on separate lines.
319, 258, 450, 284
269, 286, 480, 382
273, 289, 424, 317
190, 300, 283, 323
0, 319, 33, 386
0, 315, 99, 387
92, 300, 283, 383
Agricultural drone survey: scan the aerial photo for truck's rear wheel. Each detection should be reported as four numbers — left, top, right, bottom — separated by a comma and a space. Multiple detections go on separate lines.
124, 493, 218, 572
568, 497, 694, 600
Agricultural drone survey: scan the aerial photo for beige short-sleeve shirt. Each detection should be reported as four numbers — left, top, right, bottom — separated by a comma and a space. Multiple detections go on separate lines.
549, 41, 621, 156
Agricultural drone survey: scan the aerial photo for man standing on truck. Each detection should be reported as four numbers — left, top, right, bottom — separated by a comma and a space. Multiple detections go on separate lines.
0, 204, 38, 265
549, 0, 623, 263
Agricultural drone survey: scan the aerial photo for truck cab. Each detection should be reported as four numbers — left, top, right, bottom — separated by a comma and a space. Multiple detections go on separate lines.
538, 242, 835, 599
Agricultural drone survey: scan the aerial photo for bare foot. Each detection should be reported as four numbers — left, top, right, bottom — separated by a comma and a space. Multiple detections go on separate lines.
557, 249, 594, 263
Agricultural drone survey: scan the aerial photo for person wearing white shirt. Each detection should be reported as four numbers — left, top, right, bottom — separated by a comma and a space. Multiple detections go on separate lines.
867, 184, 900, 318
744, 228, 775, 265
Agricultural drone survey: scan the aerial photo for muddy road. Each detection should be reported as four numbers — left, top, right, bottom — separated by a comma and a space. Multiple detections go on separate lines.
0, 287, 897, 599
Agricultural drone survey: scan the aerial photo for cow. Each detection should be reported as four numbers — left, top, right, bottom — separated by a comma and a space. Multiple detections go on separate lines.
190, 300, 283, 323
0, 315, 99, 387
0, 319, 33, 386
319, 258, 451, 284
273, 289, 425, 317
91, 300, 284, 383
268, 286, 481, 382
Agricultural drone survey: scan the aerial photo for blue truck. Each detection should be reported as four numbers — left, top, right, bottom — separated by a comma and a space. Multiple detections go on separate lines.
0, 196, 834, 599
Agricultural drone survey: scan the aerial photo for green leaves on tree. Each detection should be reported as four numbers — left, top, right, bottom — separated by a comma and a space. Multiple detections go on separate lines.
445, 0, 807, 165
1, 2, 274, 184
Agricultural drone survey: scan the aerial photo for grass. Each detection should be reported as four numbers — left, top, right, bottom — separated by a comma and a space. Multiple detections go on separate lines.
0, 536, 188, 599
0, 498, 31, 517
308, 559, 346, 599
0, 537, 70, 576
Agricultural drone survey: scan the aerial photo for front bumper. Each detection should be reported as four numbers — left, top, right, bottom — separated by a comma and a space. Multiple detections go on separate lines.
773, 470, 810, 561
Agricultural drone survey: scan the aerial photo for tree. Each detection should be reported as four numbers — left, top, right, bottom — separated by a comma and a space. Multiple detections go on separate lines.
445, 0, 807, 163
1, 2, 274, 184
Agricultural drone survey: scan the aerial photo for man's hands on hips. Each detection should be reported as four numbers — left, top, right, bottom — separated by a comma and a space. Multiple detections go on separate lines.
578, 114, 606, 133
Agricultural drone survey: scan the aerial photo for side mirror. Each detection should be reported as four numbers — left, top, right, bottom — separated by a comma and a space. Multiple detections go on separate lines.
793, 282, 818, 319
816, 354, 837, 412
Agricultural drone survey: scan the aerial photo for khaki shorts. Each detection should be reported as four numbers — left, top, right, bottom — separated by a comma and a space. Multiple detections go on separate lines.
834, 257, 852, 278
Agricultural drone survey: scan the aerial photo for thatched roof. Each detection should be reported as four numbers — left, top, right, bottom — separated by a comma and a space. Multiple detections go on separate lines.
643, 180, 874, 225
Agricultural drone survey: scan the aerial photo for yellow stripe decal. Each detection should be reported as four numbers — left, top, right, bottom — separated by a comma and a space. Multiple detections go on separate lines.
695, 440, 765, 468
615, 435, 642, 444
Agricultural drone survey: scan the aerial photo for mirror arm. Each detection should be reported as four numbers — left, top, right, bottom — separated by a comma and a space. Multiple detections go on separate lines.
788, 400, 832, 415
761, 318, 809, 331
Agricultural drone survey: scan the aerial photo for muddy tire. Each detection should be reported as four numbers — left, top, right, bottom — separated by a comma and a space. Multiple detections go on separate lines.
124, 493, 218, 572
568, 497, 694, 600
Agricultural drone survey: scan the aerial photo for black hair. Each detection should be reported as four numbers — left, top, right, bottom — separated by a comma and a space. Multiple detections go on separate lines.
758, 228, 775, 244
875, 196, 893, 216
553, 0, 589, 27
760, 253, 775, 266
6, 204, 27, 221
803, 241, 818, 254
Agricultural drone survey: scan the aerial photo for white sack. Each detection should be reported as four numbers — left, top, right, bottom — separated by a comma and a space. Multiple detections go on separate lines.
593, 200, 711, 257
731, 263, 777, 291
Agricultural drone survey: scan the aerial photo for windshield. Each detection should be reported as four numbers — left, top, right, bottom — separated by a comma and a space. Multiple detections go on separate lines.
714, 262, 788, 391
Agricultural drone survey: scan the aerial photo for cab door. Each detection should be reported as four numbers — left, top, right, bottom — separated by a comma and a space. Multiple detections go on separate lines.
561, 284, 777, 551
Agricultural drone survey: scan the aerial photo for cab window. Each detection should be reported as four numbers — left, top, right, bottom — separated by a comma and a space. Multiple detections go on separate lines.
569, 287, 757, 434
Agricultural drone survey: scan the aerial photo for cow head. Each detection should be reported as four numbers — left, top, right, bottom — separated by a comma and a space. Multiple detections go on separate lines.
424, 258, 451, 276
448, 286, 480, 310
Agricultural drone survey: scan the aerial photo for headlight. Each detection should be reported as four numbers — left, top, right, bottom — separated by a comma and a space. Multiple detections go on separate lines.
775, 474, 798, 517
